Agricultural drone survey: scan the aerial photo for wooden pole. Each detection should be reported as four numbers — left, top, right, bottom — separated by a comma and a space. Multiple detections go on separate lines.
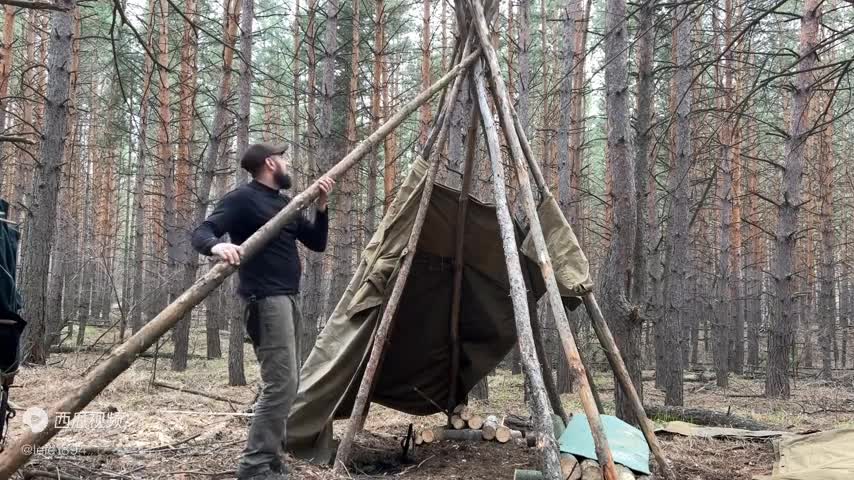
469, 1, 618, 479
583, 293, 675, 478
333, 38, 476, 474
473, 61, 563, 480
448, 98, 480, 415
526, 267, 570, 423
509, 94, 606, 415
0, 48, 481, 479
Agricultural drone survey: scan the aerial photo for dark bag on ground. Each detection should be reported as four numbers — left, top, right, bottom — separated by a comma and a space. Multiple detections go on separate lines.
0, 199, 23, 376
0, 198, 23, 450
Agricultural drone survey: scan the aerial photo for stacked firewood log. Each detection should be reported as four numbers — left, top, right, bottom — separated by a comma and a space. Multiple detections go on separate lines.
414, 407, 652, 480
414, 406, 529, 445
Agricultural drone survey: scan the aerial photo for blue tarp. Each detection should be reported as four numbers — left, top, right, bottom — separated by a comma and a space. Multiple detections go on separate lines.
558, 414, 651, 475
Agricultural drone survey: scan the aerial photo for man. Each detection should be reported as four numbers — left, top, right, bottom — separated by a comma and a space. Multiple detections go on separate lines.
191, 143, 334, 480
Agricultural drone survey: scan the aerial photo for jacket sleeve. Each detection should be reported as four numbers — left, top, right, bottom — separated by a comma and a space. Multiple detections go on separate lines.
297, 207, 329, 252
191, 192, 243, 256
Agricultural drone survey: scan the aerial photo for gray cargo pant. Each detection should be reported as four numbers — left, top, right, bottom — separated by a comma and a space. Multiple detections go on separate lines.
238, 295, 301, 478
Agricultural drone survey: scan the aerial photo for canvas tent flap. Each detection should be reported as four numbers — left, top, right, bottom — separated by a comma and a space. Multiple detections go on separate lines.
521, 193, 592, 297
286, 157, 592, 462
754, 429, 854, 480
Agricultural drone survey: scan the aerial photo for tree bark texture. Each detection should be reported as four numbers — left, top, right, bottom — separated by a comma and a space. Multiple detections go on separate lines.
660, 5, 693, 406
600, 0, 642, 419
19, 0, 74, 364
817, 116, 835, 379
767, 0, 819, 399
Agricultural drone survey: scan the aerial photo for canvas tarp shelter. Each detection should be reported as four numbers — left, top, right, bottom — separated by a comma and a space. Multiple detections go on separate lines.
286, 156, 592, 462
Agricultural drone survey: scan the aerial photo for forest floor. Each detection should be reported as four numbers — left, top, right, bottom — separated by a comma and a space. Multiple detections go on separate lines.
6, 325, 854, 479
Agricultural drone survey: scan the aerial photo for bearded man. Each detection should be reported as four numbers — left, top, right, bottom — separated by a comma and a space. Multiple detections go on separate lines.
191, 143, 334, 480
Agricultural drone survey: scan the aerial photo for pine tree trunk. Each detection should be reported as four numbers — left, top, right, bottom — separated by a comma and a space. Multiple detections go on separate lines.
817, 117, 835, 380
203, 0, 243, 372
317, 0, 338, 323
332, 0, 360, 310
553, 0, 581, 395
568, 0, 590, 239
382, 53, 396, 212
842, 256, 851, 368
516, 0, 530, 139
228, 292, 247, 386
291, 0, 300, 186
600, 0, 641, 421
660, 5, 693, 406
169, 0, 199, 372
767, 0, 820, 398
46, 10, 80, 348
632, 0, 655, 309
419, 0, 431, 146
536, 0, 550, 186
714, 41, 733, 389
365, 0, 383, 238
0, 5, 15, 134
236, 0, 253, 175
745, 117, 761, 369
299, 0, 330, 359
555, 1, 576, 221
19, 0, 74, 364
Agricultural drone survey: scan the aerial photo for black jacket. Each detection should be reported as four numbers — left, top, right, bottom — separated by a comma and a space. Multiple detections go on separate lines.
191, 181, 328, 299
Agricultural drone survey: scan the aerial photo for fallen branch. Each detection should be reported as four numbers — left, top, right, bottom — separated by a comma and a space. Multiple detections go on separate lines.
23, 470, 84, 480
166, 470, 235, 478
642, 372, 716, 383
646, 405, 773, 431
151, 380, 236, 406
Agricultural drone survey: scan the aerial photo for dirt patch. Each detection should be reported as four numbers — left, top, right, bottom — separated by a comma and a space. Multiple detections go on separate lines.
5, 342, 853, 479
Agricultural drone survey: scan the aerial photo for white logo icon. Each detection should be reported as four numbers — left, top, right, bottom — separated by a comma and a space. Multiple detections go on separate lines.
22, 407, 48, 433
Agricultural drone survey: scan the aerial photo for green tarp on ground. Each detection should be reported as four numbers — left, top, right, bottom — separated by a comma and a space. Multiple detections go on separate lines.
559, 414, 651, 475
285, 157, 592, 462
755, 429, 854, 480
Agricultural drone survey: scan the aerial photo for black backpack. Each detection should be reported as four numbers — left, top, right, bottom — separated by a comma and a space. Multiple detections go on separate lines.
0, 199, 24, 451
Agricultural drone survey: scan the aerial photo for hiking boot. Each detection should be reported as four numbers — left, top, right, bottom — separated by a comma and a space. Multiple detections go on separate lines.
236, 467, 287, 480
270, 458, 289, 475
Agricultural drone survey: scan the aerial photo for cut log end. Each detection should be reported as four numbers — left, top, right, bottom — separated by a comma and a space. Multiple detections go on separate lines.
451, 415, 467, 429
514, 470, 544, 480
468, 414, 484, 430
561, 453, 582, 480
495, 426, 522, 443
580, 459, 603, 480
460, 405, 474, 421
421, 429, 435, 443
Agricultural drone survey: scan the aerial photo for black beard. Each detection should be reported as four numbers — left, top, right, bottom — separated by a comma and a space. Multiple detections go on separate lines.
274, 171, 292, 190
